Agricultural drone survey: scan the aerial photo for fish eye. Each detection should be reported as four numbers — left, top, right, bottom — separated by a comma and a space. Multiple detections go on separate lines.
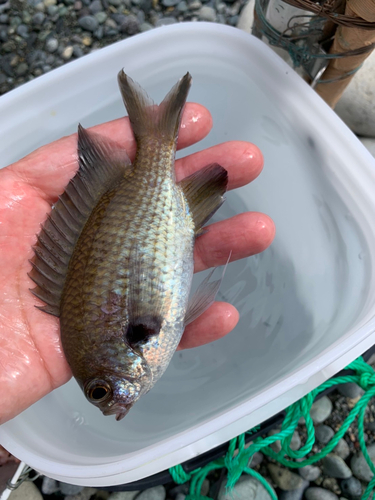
86, 380, 112, 403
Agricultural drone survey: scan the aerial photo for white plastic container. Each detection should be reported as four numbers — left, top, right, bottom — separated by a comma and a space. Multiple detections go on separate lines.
1, 22, 375, 486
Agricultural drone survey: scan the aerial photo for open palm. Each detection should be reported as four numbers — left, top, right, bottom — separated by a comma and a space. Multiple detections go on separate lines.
0, 103, 275, 424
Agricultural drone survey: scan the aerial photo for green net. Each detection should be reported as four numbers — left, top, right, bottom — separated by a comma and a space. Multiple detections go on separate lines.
169, 356, 375, 500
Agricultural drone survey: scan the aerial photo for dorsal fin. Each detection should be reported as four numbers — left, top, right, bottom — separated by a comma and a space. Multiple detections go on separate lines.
29, 126, 131, 316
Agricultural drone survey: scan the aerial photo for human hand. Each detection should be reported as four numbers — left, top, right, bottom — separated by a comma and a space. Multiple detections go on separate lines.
0, 103, 275, 424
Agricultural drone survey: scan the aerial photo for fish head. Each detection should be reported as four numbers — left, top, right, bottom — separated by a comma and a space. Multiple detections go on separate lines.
84, 375, 143, 421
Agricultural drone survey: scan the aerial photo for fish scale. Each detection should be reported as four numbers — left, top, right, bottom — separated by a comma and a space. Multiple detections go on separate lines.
29, 71, 228, 419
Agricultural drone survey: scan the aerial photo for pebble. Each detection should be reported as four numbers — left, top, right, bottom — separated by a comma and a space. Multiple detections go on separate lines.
15, 62, 28, 75
62, 45, 74, 59
218, 475, 275, 500
155, 16, 177, 26
79, 14, 99, 31
322, 454, 352, 479
267, 463, 306, 491
322, 478, 341, 495
340, 477, 362, 500
9, 481, 43, 500
41, 477, 60, 495
316, 425, 335, 445
16, 24, 29, 38
175, 494, 186, 500
95, 11, 107, 23
45, 36, 58, 51
82, 34, 92, 45
198, 4, 216, 20
360, 138, 375, 159
350, 443, 375, 482
161, 0, 179, 6
107, 492, 140, 500
298, 465, 321, 482
249, 451, 264, 468
310, 396, 333, 424
72, 44, 84, 57
176, 1, 188, 11
337, 383, 364, 399
334, 439, 350, 460
269, 429, 301, 453
32, 11, 45, 24
88, 0, 102, 12
279, 483, 308, 500
135, 486, 166, 500
119, 14, 139, 34
65, 487, 98, 500
305, 487, 339, 500
140, 21, 152, 30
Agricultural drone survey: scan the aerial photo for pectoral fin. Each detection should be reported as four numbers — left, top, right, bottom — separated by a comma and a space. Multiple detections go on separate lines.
184, 256, 230, 326
179, 163, 228, 236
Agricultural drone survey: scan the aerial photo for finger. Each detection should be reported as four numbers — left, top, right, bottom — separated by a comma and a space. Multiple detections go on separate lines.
8, 103, 212, 198
194, 212, 275, 273
178, 302, 239, 350
176, 141, 264, 189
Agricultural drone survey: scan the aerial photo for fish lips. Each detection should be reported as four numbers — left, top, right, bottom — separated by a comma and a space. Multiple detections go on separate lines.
101, 402, 133, 421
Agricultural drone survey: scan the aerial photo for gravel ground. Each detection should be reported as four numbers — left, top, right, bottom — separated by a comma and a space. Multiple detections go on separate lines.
0, 0, 245, 95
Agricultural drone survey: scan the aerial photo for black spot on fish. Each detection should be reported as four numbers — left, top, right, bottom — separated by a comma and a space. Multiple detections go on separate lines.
126, 315, 162, 345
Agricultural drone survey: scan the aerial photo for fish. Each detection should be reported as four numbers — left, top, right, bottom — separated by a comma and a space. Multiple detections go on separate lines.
28, 71, 228, 420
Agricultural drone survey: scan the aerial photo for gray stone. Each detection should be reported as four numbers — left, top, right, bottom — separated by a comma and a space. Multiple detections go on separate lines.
59, 483, 84, 495
269, 429, 301, 453
62, 45, 74, 59
16, 24, 28, 38
79, 15, 99, 31
310, 396, 333, 424
175, 494, 186, 500
140, 21, 152, 31
305, 487, 339, 500
360, 138, 375, 159
136, 486, 166, 500
107, 491, 140, 500
95, 11, 107, 23
279, 482, 309, 500
198, 5, 216, 21
176, 1, 187, 11
94, 25, 103, 38
41, 477, 60, 495
337, 383, 364, 399
340, 477, 362, 500
298, 465, 321, 482
32, 11, 45, 24
15, 62, 28, 76
334, 439, 350, 460
350, 443, 375, 482
73, 45, 84, 57
42, 64, 52, 72
45, 37, 58, 52
218, 475, 275, 500
155, 17, 177, 26
0, 13, 8, 21
335, 51, 375, 137
249, 451, 264, 468
8, 481, 43, 500
47, 4, 58, 14
316, 425, 335, 445
268, 463, 305, 491
322, 454, 352, 479
161, 0, 179, 6
136, 10, 145, 23
88, 0, 102, 12
187, 0, 201, 8
119, 14, 139, 34
322, 478, 341, 495
65, 487, 97, 500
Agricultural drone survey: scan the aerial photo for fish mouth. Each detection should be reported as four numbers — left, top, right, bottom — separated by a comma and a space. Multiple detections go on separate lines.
102, 403, 132, 421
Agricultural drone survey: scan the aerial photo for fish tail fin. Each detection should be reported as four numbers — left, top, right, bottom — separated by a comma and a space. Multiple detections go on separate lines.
117, 71, 192, 143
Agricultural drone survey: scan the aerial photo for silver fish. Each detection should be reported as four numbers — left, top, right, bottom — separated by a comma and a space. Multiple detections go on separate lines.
29, 71, 228, 420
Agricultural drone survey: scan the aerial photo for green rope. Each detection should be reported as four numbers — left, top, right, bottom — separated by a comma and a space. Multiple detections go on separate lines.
169, 356, 375, 500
